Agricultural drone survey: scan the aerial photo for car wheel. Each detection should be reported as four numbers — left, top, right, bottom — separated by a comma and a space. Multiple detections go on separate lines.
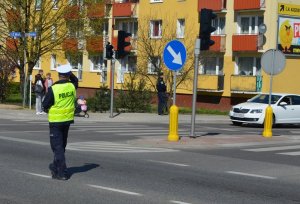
232, 121, 242, 126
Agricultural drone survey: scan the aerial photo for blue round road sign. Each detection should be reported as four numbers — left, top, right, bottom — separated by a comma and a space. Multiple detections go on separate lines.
163, 40, 187, 71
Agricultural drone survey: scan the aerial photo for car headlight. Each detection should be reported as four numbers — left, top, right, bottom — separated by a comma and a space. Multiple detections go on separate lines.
250, 109, 263, 113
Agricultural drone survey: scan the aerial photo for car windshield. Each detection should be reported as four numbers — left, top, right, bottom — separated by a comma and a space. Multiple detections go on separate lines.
248, 94, 282, 104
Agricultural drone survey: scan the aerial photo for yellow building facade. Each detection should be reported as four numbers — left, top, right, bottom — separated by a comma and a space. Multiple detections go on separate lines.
31, 0, 300, 110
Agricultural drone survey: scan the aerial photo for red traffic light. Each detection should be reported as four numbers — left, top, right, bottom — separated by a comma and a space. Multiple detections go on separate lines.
117, 30, 132, 59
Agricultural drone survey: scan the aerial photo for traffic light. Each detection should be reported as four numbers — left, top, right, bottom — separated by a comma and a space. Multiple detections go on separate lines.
116, 30, 131, 59
105, 42, 114, 59
199, 9, 217, 51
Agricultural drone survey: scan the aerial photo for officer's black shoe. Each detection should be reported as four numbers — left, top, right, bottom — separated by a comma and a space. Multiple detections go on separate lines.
52, 172, 69, 181
49, 163, 57, 178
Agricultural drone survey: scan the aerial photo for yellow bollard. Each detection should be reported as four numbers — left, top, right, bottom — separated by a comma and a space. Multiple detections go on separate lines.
262, 105, 273, 138
168, 105, 179, 142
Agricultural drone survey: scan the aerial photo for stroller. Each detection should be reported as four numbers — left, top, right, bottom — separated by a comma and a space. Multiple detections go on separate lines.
75, 96, 89, 118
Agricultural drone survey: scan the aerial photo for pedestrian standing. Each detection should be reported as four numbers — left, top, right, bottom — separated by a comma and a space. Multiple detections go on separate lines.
42, 64, 78, 180
44, 72, 53, 93
156, 73, 167, 115
34, 74, 45, 115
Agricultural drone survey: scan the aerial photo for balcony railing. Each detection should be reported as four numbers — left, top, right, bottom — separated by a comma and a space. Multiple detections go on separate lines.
198, 75, 224, 91
198, 0, 226, 11
64, 5, 80, 20
87, 3, 105, 18
234, 0, 265, 11
113, 1, 138, 17
210, 35, 226, 52
6, 38, 18, 51
231, 75, 262, 92
86, 36, 104, 53
232, 34, 261, 51
62, 38, 78, 52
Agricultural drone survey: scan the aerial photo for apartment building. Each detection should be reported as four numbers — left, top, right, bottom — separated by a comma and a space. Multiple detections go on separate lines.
26, 0, 300, 110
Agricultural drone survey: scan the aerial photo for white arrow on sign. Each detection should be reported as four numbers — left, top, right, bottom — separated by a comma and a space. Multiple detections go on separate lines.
167, 45, 182, 65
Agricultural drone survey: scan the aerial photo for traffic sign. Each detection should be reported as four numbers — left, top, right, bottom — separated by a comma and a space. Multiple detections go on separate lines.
163, 40, 187, 71
10, 32, 22, 38
27, 32, 37, 37
261, 49, 286, 75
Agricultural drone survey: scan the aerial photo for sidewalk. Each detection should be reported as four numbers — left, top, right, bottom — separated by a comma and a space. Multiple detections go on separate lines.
1, 104, 299, 149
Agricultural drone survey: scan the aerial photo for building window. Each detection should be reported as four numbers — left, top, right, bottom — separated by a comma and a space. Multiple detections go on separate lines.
212, 17, 225, 35
66, 53, 83, 72
200, 57, 224, 75
35, 0, 42, 10
235, 57, 261, 76
89, 55, 104, 72
238, 16, 264, 34
176, 19, 185, 38
34, 58, 41, 69
51, 25, 57, 41
150, 20, 162, 38
148, 56, 160, 73
115, 21, 138, 37
120, 56, 137, 73
53, 0, 58, 9
50, 54, 57, 70
150, 0, 163, 3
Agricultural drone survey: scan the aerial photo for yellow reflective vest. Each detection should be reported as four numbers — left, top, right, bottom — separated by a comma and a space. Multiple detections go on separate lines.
48, 82, 76, 123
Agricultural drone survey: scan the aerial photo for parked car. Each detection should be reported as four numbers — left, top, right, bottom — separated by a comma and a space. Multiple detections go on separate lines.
229, 93, 300, 126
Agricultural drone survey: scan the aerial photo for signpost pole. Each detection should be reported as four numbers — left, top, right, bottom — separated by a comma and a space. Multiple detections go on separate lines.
173, 71, 177, 105
22, 33, 27, 108
190, 38, 201, 138
110, 58, 115, 118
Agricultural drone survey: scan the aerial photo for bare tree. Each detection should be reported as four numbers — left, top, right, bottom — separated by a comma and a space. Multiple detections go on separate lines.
136, 14, 198, 103
0, 0, 107, 105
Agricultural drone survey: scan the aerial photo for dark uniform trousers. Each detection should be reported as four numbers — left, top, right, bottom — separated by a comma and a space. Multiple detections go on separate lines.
49, 123, 70, 174
158, 92, 167, 115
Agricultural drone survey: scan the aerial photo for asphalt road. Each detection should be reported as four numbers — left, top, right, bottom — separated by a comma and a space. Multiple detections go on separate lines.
1, 117, 300, 203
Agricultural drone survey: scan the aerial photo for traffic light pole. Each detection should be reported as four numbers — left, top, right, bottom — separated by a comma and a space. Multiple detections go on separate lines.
190, 38, 201, 138
110, 58, 115, 118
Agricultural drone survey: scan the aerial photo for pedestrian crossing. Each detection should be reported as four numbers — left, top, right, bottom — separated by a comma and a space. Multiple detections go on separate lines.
242, 144, 300, 156
67, 141, 178, 153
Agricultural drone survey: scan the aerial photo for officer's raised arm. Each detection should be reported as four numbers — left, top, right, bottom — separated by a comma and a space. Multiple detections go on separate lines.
69, 72, 78, 89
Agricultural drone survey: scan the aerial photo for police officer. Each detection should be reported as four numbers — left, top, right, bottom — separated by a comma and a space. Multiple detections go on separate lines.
42, 64, 78, 180
156, 73, 167, 115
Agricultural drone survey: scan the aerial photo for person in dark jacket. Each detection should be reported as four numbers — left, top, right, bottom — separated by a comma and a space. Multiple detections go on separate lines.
156, 73, 167, 115
42, 64, 78, 180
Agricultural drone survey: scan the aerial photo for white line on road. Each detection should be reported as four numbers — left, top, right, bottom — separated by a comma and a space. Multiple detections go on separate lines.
278, 151, 300, 156
0, 130, 48, 134
0, 135, 48, 145
148, 160, 190, 167
170, 200, 192, 204
22, 171, 51, 179
244, 145, 300, 152
226, 171, 277, 180
87, 184, 142, 196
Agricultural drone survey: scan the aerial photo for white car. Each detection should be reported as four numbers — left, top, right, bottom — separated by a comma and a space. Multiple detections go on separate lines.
229, 93, 300, 125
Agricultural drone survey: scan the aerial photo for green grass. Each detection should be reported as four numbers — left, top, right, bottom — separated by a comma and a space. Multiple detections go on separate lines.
150, 104, 229, 115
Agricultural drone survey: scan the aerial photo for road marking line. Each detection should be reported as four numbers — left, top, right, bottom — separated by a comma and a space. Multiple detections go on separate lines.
226, 171, 277, 180
170, 200, 192, 204
0, 130, 48, 134
0, 136, 48, 145
244, 145, 300, 152
23, 171, 51, 179
87, 184, 142, 196
278, 151, 300, 156
95, 129, 179, 133
148, 160, 189, 167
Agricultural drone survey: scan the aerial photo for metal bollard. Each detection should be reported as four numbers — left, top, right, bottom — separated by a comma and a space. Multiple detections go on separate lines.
262, 105, 273, 138
168, 105, 179, 142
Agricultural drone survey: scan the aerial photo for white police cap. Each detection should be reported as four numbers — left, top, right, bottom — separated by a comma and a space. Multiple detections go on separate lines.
57, 64, 72, 75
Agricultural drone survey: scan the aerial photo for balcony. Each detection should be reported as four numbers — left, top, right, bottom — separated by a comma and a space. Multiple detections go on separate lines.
234, 0, 265, 11
232, 34, 261, 52
6, 38, 18, 51
113, 1, 138, 17
64, 5, 80, 20
231, 75, 262, 92
87, 3, 105, 19
6, 9, 20, 23
62, 38, 78, 52
198, 75, 224, 91
209, 35, 226, 52
86, 36, 104, 53
198, 0, 226, 11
